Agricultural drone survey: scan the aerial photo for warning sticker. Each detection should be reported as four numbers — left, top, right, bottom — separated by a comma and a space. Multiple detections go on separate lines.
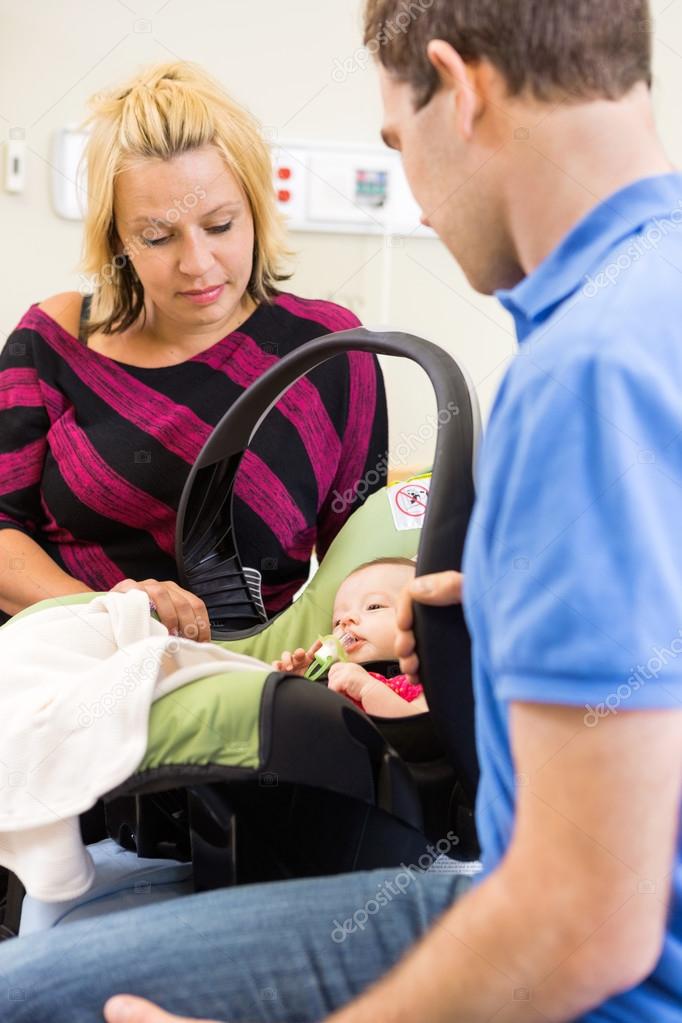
388, 477, 431, 531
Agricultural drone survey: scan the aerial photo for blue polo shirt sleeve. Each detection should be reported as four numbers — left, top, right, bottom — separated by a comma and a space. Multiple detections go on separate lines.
484, 342, 682, 712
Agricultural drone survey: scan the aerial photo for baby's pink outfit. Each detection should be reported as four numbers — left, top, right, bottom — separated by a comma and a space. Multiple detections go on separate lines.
367, 672, 424, 702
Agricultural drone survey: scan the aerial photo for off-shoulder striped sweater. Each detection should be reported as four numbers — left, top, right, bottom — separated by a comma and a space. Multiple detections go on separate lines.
0, 292, 387, 623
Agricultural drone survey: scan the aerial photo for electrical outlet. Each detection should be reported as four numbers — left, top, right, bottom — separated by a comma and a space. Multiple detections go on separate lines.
4, 140, 25, 193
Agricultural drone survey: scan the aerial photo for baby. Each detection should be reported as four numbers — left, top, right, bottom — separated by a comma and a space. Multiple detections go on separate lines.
274, 557, 428, 717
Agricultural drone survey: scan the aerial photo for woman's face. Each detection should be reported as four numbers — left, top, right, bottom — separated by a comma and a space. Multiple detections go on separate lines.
114, 145, 256, 330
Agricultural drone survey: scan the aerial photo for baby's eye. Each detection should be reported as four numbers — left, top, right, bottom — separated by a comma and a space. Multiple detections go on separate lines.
367, 603, 386, 611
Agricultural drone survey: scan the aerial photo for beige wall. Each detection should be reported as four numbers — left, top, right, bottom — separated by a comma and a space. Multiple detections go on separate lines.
1, 0, 682, 470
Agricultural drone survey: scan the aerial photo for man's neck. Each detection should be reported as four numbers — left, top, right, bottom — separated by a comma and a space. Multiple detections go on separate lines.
504, 85, 674, 277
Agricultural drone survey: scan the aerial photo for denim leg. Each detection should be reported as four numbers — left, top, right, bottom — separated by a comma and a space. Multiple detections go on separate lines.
0, 868, 468, 1023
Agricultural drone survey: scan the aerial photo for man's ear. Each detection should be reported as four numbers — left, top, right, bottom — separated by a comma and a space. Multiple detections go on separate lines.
426, 39, 479, 141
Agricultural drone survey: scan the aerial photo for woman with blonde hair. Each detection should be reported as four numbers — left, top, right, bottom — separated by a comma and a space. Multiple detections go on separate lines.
0, 62, 387, 637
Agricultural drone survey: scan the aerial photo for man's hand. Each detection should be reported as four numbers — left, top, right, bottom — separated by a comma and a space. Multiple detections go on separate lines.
395, 571, 463, 683
104, 994, 223, 1022
110, 579, 211, 643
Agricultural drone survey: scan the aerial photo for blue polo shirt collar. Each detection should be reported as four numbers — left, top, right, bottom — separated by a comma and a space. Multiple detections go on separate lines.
496, 173, 682, 341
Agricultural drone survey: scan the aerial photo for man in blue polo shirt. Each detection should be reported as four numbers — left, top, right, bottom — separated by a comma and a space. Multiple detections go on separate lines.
1, 2, 680, 1022
374, 1, 682, 1018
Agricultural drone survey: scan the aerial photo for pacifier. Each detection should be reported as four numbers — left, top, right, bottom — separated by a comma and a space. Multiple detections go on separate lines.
304, 632, 353, 680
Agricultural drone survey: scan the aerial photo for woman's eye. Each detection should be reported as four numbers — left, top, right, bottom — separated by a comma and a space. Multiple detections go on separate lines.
141, 222, 232, 247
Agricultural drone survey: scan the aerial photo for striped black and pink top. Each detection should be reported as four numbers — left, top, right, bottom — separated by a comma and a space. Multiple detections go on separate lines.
0, 292, 387, 623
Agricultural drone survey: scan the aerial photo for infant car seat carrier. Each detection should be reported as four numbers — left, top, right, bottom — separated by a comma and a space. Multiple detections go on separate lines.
121, 328, 481, 884
0, 329, 480, 936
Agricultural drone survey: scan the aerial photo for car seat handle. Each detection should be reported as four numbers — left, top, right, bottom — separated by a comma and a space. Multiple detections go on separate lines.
177, 328, 479, 801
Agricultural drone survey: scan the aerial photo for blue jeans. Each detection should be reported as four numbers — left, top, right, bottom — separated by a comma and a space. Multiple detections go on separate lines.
0, 869, 469, 1022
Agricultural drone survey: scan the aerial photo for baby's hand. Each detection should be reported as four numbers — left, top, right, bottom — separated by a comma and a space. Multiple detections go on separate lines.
327, 662, 376, 703
272, 639, 322, 676
328, 664, 429, 717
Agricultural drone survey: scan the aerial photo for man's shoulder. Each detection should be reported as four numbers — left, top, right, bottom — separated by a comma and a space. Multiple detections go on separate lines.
586, 207, 682, 315
521, 243, 682, 392
493, 285, 681, 447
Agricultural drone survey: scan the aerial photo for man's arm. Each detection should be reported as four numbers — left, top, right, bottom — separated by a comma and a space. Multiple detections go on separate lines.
328, 700, 682, 1023
102, 597, 682, 1023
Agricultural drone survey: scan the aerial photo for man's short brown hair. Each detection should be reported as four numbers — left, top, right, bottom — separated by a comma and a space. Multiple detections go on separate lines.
363, 0, 652, 109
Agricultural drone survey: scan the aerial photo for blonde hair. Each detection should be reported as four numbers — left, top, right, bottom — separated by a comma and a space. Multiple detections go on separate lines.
80, 61, 290, 335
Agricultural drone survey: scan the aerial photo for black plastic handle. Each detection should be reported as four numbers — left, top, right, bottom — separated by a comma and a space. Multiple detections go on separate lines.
176, 328, 479, 800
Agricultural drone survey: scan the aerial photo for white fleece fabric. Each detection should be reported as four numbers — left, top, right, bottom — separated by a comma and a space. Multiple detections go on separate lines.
0, 590, 272, 902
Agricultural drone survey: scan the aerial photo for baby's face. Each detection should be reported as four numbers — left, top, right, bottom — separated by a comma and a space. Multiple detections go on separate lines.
332, 563, 415, 664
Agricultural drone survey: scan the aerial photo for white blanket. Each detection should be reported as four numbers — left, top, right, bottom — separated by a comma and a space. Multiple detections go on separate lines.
0, 590, 271, 901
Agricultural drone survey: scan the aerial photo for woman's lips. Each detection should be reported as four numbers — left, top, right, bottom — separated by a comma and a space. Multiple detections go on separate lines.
179, 284, 225, 305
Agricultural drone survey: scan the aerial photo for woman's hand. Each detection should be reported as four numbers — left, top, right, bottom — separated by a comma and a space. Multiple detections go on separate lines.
272, 639, 322, 675
395, 571, 464, 685
110, 579, 211, 642
104, 994, 227, 1022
